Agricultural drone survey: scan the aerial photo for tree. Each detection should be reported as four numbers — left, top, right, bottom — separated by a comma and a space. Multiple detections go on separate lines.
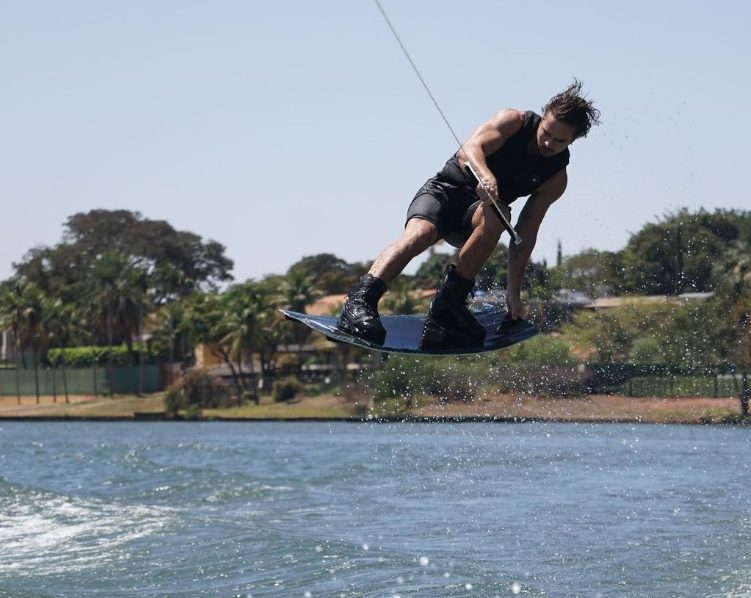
712, 241, 751, 414
476, 243, 509, 291
151, 301, 189, 385
220, 281, 269, 392
62, 210, 233, 295
550, 248, 623, 296
182, 286, 270, 397
620, 208, 751, 295
380, 277, 424, 315
11, 281, 47, 403
279, 268, 323, 372
43, 298, 76, 403
414, 250, 455, 288
287, 254, 363, 294
14, 210, 234, 311
0, 279, 28, 404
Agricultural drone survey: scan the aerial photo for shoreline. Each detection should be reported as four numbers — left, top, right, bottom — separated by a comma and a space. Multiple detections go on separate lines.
0, 393, 747, 426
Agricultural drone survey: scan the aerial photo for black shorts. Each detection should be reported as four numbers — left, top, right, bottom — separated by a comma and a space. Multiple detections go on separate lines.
405, 157, 482, 248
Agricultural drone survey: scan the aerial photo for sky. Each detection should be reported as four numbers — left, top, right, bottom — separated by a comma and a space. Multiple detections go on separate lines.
1, 1, 750, 283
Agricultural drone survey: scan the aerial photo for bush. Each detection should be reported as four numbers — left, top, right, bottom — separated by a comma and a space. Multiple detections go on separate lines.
47, 345, 153, 367
502, 334, 575, 366
273, 376, 302, 402
164, 369, 230, 417
371, 356, 479, 404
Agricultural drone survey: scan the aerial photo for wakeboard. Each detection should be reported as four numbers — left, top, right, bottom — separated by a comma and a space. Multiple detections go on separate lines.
280, 305, 538, 355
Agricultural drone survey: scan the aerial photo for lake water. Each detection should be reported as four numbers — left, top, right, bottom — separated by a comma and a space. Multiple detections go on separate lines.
0, 421, 750, 597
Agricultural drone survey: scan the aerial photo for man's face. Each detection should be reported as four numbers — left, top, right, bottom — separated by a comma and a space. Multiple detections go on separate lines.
536, 112, 576, 157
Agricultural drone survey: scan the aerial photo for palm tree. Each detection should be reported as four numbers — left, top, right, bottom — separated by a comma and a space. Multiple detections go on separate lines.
90, 251, 149, 395
219, 282, 268, 396
0, 278, 45, 404
44, 299, 79, 404
0, 279, 27, 404
279, 269, 322, 373
152, 301, 186, 387
714, 241, 751, 414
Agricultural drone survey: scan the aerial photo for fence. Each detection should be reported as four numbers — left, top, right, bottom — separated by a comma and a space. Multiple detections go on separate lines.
0, 365, 163, 396
584, 364, 746, 398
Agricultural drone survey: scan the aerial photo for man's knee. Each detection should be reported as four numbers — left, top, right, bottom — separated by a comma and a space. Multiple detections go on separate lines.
404, 218, 439, 250
472, 205, 504, 240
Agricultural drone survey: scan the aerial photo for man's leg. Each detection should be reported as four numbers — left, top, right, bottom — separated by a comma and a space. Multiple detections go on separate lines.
455, 201, 507, 279
422, 202, 506, 347
369, 218, 439, 283
338, 218, 438, 344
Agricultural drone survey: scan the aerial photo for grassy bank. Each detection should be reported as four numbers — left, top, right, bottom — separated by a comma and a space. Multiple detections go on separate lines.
0, 391, 748, 425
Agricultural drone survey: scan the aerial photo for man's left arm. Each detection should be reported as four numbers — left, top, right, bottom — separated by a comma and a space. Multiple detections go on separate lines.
506, 169, 568, 319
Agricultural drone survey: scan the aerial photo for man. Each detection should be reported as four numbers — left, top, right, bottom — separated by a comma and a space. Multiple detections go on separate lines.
338, 80, 600, 347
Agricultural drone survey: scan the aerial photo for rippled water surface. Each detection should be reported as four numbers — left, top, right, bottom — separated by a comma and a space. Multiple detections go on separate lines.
1, 421, 750, 597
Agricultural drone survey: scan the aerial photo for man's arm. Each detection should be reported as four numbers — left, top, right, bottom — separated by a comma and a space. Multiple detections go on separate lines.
506, 168, 568, 319
456, 109, 525, 204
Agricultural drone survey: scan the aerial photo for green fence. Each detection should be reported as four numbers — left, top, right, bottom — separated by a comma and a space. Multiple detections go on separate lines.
621, 375, 740, 398
585, 364, 744, 398
0, 365, 162, 396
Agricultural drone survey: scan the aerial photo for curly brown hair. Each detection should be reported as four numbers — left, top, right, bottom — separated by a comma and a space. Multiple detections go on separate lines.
542, 79, 601, 140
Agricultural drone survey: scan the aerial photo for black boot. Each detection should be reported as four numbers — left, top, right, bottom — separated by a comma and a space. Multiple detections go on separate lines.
421, 265, 486, 348
337, 274, 387, 345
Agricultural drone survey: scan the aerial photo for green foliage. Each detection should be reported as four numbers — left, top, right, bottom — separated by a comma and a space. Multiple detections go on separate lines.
286, 253, 365, 294
549, 248, 623, 296
10, 209, 233, 353
620, 208, 751, 295
273, 376, 303, 402
502, 334, 575, 366
371, 356, 479, 403
380, 278, 425, 316
563, 306, 642, 362
476, 243, 509, 291
562, 300, 733, 367
628, 336, 662, 363
47, 345, 140, 367
413, 251, 455, 288
163, 369, 230, 417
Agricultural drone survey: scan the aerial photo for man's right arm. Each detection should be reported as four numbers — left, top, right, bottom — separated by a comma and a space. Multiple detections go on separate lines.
456, 108, 525, 204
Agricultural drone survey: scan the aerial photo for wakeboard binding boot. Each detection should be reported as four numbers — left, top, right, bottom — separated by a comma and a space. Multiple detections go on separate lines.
337, 274, 387, 345
421, 265, 486, 349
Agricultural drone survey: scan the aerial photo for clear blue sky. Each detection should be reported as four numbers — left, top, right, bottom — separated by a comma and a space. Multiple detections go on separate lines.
2, 1, 749, 282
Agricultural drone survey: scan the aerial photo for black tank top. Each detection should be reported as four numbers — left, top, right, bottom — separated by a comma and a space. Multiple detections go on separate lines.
446, 110, 569, 205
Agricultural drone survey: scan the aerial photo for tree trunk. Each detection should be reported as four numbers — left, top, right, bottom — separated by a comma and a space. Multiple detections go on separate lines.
742, 370, 749, 417
52, 362, 57, 403
106, 300, 114, 397
168, 333, 175, 387
62, 357, 69, 404
137, 305, 144, 396
15, 342, 21, 406
33, 347, 40, 404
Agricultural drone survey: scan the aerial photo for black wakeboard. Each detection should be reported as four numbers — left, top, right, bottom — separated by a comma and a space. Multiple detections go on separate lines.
280, 305, 538, 355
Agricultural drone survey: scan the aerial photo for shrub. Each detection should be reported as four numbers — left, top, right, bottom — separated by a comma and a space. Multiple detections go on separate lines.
502, 334, 575, 366
273, 376, 302, 402
47, 345, 153, 367
371, 356, 479, 404
163, 369, 230, 417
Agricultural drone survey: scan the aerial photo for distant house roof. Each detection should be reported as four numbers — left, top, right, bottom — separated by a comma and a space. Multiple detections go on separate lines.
306, 294, 346, 316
